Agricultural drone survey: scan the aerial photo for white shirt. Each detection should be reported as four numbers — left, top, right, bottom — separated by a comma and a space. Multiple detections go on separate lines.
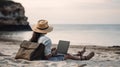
38, 35, 52, 56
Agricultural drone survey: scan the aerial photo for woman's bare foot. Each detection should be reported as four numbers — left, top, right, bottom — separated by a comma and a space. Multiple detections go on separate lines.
78, 47, 86, 56
81, 52, 95, 60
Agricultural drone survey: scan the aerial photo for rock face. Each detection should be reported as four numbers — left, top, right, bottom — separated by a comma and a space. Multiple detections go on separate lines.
0, 0, 31, 31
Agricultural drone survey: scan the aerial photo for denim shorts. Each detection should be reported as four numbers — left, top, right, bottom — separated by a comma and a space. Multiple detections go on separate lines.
48, 55, 64, 61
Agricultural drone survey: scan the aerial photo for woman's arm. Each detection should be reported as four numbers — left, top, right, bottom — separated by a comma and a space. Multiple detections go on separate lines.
45, 48, 57, 59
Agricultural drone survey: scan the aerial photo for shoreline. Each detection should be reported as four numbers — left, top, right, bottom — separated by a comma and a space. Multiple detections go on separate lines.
0, 39, 120, 51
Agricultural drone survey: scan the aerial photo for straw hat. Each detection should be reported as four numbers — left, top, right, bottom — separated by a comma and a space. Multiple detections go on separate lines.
32, 20, 53, 33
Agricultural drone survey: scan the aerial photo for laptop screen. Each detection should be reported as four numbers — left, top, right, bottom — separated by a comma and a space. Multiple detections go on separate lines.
57, 40, 70, 54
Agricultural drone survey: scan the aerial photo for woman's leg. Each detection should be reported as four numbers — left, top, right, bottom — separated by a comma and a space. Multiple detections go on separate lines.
64, 54, 81, 60
64, 52, 95, 60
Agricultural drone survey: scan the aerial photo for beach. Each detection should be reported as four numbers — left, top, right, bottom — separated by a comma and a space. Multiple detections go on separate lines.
0, 24, 120, 67
0, 40, 120, 67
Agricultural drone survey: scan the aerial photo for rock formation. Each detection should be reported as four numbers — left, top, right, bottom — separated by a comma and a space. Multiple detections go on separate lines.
0, 0, 31, 31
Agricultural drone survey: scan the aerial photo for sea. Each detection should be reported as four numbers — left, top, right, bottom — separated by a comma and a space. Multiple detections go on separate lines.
0, 24, 120, 46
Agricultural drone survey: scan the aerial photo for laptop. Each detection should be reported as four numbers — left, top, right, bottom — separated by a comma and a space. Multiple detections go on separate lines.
56, 40, 70, 55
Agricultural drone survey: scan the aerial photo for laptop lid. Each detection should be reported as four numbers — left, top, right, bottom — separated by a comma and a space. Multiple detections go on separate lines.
56, 40, 70, 55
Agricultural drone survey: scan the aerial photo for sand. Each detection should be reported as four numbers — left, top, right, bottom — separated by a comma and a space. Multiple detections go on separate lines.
0, 41, 120, 67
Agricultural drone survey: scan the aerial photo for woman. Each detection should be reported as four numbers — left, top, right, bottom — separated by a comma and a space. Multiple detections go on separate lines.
30, 19, 94, 61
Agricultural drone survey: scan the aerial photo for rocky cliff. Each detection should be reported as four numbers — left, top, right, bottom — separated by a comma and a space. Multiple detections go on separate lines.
0, 0, 31, 31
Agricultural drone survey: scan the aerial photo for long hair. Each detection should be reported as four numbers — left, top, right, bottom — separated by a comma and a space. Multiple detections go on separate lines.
30, 32, 43, 42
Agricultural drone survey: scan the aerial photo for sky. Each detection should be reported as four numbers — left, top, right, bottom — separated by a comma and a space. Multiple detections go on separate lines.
13, 0, 120, 24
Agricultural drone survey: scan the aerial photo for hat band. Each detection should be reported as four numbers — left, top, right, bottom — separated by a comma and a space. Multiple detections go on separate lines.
37, 26, 49, 30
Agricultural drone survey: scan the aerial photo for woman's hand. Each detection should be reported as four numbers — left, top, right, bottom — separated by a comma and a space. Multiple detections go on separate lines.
51, 47, 57, 56
51, 47, 56, 51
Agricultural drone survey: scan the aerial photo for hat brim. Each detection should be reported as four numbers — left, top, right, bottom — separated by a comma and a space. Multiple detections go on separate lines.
32, 25, 53, 33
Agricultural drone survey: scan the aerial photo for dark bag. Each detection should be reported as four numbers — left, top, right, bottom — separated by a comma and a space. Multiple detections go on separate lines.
15, 40, 45, 61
